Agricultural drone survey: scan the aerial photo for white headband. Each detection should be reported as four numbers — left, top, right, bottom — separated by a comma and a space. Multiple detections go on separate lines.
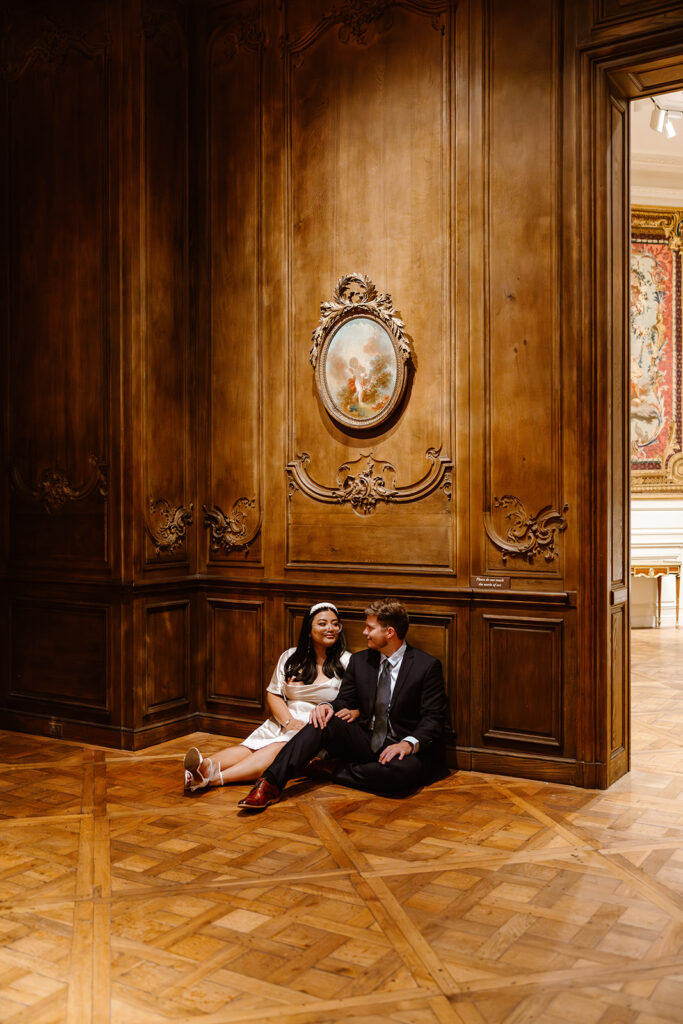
309, 602, 338, 616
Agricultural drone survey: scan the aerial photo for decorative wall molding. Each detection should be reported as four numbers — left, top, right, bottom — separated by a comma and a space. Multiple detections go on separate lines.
484, 496, 569, 565
309, 273, 411, 369
141, 1, 187, 41
632, 206, 683, 252
0, 15, 110, 81
210, 6, 263, 66
145, 499, 193, 557
11, 456, 109, 515
281, 0, 445, 55
287, 448, 452, 517
203, 498, 260, 554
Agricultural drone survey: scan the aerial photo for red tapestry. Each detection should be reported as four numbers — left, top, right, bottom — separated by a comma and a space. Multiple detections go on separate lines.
631, 230, 682, 492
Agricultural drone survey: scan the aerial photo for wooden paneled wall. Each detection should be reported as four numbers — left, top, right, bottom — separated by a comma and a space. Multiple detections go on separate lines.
3, 0, 683, 785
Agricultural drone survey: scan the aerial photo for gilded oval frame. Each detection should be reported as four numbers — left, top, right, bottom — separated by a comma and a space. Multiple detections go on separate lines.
310, 274, 412, 432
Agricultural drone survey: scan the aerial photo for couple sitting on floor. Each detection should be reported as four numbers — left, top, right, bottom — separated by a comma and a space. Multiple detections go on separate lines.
183, 597, 448, 810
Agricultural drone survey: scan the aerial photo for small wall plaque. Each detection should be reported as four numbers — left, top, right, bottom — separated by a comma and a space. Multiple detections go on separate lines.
470, 575, 511, 590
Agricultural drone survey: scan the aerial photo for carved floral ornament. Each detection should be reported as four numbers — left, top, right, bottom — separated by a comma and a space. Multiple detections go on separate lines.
145, 499, 194, 557
203, 497, 261, 555
210, 6, 264, 66
11, 456, 108, 515
281, 0, 445, 54
310, 274, 412, 431
287, 449, 452, 517
0, 14, 110, 81
483, 495, 569, 565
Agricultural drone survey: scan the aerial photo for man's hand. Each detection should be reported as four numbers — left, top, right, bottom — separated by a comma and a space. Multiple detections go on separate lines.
378, 740, 413, 764
334, 707, 359, 722
309, 703, 334, 728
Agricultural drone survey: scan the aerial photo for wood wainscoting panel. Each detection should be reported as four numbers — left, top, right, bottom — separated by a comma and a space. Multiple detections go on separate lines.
3, 8, 112, 570
594, 0, 683, 29
9, 600, 109, 712
207, 599, 264, 712
143, 601, 190, 717
479, 0, 564, 579
141, 2, 192, 569
478, 612, 564, 750
200, 2, 263, 569
287, 496, 452, 573
610, 604, 629, 772
284, 0, 455, 575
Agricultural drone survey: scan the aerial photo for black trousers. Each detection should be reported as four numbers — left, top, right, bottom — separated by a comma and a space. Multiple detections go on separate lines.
263, 716, 433, 796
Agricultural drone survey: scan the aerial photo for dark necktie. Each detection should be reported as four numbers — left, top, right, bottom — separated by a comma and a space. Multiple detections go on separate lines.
370, 658, 392, 752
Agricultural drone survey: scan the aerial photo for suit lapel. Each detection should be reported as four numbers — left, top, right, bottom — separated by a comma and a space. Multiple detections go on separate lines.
366, 647, 382, 704
391, 644, 414, 705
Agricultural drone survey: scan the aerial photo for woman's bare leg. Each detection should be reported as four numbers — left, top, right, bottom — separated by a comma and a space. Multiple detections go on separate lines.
218, 742, 287, 784
187, 743, 252, 786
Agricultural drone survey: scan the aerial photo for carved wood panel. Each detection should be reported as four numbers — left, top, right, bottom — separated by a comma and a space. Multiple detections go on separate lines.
480, 0, 564, 578
207, 599, 264, 710
141, 1, 192, 568
144, 601, 190, 715
283, 0, 455, 574
476, 612, 565, 752
201, 2, 263, 568
610, 604, 627, 758
609, 95, 628, 588
3, 6, 112, 570
9, 600, 108, 711
594, 0, 683, 27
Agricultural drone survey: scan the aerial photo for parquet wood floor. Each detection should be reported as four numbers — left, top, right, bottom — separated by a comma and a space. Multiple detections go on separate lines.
1, 629, 683, 1023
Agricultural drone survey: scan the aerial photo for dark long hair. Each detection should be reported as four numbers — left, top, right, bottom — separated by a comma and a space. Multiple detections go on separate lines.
284, 604, 347, 684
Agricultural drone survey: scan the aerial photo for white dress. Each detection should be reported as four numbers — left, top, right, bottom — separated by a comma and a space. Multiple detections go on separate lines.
242, 648, 351, 750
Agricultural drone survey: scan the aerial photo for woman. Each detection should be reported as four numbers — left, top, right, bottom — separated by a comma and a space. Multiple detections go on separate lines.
184, 602, 350, 791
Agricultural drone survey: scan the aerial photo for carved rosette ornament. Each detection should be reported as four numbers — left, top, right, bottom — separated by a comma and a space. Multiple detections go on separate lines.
203, 497, 260, 554
484, 496, 569, 565
145, 499, 193, 557
11, 456, 109, 515
287, 448, 452, 517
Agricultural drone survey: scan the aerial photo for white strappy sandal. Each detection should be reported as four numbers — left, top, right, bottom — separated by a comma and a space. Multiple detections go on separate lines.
183, 746, 222, 793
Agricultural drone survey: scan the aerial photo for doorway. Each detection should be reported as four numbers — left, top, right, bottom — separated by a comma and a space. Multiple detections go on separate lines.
628, 90, 683, 777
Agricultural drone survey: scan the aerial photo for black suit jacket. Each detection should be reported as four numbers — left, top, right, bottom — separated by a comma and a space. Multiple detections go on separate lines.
331, 645, 447, 753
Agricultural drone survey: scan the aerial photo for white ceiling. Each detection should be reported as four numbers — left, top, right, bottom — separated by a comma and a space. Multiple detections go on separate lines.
631, 91, 683, 206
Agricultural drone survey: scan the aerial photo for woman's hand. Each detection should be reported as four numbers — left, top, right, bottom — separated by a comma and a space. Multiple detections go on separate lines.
335, 707, 359, 722
310, 703, 334, 728
286, 718, 305, 732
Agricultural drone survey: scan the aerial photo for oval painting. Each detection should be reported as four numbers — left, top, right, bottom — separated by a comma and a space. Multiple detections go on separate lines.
322, 316, 399, 426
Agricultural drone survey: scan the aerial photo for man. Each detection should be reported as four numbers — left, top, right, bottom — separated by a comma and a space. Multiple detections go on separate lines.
238, 598, 448, 810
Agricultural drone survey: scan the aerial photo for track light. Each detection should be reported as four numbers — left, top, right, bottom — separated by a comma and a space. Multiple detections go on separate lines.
649, 97, 683, 137
650, 103, 667, 132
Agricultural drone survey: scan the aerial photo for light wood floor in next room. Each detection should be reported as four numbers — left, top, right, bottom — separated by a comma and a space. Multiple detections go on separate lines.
1, 630, 683, 1024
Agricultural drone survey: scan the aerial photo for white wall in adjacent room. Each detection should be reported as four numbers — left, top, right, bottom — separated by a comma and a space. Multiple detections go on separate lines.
631, 498, 683, 628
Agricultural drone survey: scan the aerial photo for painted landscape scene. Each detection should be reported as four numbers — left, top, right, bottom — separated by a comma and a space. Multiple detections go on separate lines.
326, 317, 397, 421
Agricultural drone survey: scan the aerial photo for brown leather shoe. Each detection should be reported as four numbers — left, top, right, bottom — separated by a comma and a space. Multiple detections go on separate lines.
303, 757, 342, 781
238, 777, 281, 811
